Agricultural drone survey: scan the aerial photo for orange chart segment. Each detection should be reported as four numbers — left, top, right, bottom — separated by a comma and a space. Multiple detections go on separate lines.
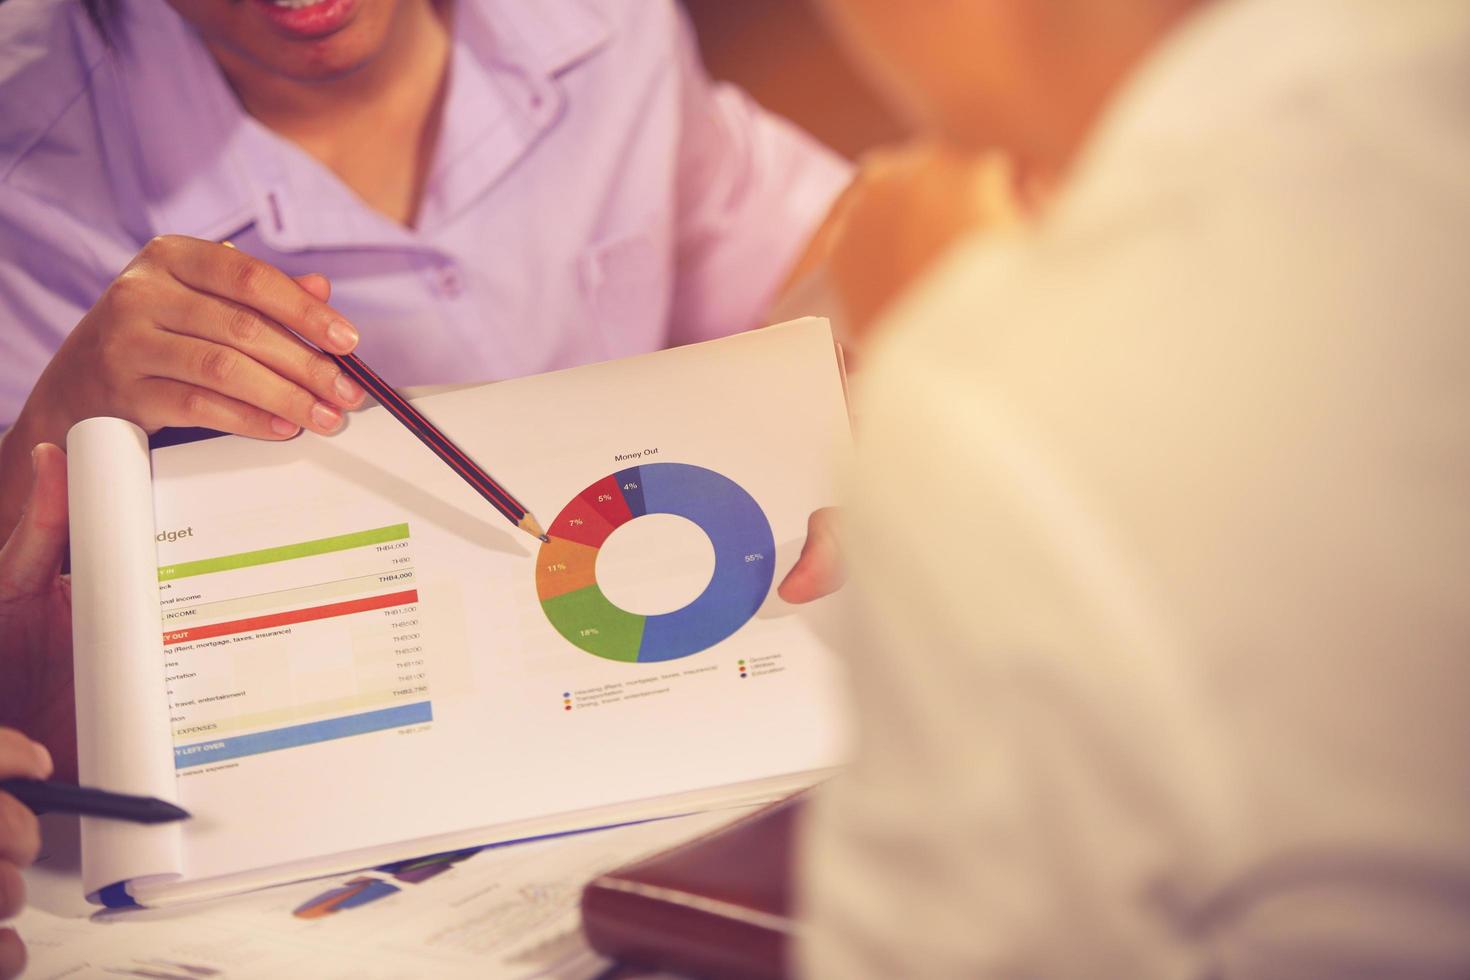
535, 536, 600, 601
547, 494, 616, 549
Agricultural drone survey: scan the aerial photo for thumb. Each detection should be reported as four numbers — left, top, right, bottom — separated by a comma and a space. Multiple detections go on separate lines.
0, 443, 68, 598
778, 507, 845, 604
294, 273, 331, 302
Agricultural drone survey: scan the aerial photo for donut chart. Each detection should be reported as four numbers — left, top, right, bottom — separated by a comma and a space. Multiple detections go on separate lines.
535, 463, 775, 662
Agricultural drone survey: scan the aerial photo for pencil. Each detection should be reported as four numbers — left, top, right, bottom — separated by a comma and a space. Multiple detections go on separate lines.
221, 242, 548, 543
334, 352, 549, 542
1, 778, 191, 824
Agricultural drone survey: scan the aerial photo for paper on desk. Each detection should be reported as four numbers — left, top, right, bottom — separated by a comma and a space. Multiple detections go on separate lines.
13, 806, 759, 979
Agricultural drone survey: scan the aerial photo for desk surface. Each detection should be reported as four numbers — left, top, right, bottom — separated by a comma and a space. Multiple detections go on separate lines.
14, 806, 752, 978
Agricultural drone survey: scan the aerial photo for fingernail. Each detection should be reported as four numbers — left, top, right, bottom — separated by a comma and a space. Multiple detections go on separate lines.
311, 402, 343, 431
334, 373, 365, 405
32, 741, 53, 776
327, 319, 358, 352
270, 417, 300, 437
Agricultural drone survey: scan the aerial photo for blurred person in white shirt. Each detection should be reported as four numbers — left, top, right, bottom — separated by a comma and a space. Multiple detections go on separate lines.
792, 0, 1470, 976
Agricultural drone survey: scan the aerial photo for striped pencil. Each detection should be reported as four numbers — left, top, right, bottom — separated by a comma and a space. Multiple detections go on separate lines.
219, 242, 546, 543
334, 351, 549, 543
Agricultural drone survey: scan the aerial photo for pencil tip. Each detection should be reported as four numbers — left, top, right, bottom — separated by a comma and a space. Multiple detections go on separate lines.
519, 514, 549, 542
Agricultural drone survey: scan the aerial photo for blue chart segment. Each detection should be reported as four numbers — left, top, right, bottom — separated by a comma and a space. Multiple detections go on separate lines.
536, 463, 775, 662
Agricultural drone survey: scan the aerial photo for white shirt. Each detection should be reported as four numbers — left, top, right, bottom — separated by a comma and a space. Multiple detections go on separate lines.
799, 1, 1470, 976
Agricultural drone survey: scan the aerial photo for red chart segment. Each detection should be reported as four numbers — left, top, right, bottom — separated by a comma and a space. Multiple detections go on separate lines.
578, 475, 635, 529
546, 494, 616, 549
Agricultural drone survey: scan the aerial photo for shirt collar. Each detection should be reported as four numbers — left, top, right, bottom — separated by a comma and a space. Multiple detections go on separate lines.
111, 0, 258, 243
474, 0, 609, 77
409, 0, 610, 237
109, 0, 609, 249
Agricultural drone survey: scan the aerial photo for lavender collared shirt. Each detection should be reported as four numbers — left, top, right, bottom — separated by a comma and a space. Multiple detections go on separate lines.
0, 0, 851, 427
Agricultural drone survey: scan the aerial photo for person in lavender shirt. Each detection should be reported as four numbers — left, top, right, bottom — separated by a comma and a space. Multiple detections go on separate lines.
0, 0, 853, 536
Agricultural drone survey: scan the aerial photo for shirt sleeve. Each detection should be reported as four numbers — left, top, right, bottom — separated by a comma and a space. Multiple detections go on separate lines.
0, 187, 119, 430
664, 9, 852, 345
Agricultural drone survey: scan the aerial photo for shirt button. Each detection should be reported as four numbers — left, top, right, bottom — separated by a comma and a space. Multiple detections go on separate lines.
435, 264, 464, 299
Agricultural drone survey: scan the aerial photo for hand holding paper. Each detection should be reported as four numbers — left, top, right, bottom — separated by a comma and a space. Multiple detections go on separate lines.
778, 507, 845, 605
0, 444, 75, 782
66, 318, 854, 907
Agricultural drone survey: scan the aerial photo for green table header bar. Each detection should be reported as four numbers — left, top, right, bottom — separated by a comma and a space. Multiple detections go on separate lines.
158, 523, 410, 582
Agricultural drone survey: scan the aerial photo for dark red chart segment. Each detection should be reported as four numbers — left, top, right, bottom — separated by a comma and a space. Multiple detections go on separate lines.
578, 475, 635, 527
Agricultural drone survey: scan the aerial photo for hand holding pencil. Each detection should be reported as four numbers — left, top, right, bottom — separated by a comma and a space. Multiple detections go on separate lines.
0, 728, 51, 979
0, 443, 77, 782
281, 255, 547, 542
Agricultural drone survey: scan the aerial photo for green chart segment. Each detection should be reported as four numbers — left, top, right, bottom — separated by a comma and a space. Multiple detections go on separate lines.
535, 463, 775, 663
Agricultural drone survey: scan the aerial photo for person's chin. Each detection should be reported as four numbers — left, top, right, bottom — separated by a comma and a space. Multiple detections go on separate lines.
275, 45, 380, 82
245, 0, 387, 80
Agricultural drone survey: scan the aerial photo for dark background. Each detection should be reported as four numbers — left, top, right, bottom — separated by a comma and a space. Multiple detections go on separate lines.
682, 0, 905, 159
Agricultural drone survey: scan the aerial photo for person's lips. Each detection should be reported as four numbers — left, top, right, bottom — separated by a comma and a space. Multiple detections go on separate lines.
250, 0, 357, 39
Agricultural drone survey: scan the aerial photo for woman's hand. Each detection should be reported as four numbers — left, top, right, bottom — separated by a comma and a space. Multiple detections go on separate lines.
1, 237, 364, 533
26, 236, 363, 439
0, 727, 52, 980
0, 444, 75, 784
0, 443, 68, 976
